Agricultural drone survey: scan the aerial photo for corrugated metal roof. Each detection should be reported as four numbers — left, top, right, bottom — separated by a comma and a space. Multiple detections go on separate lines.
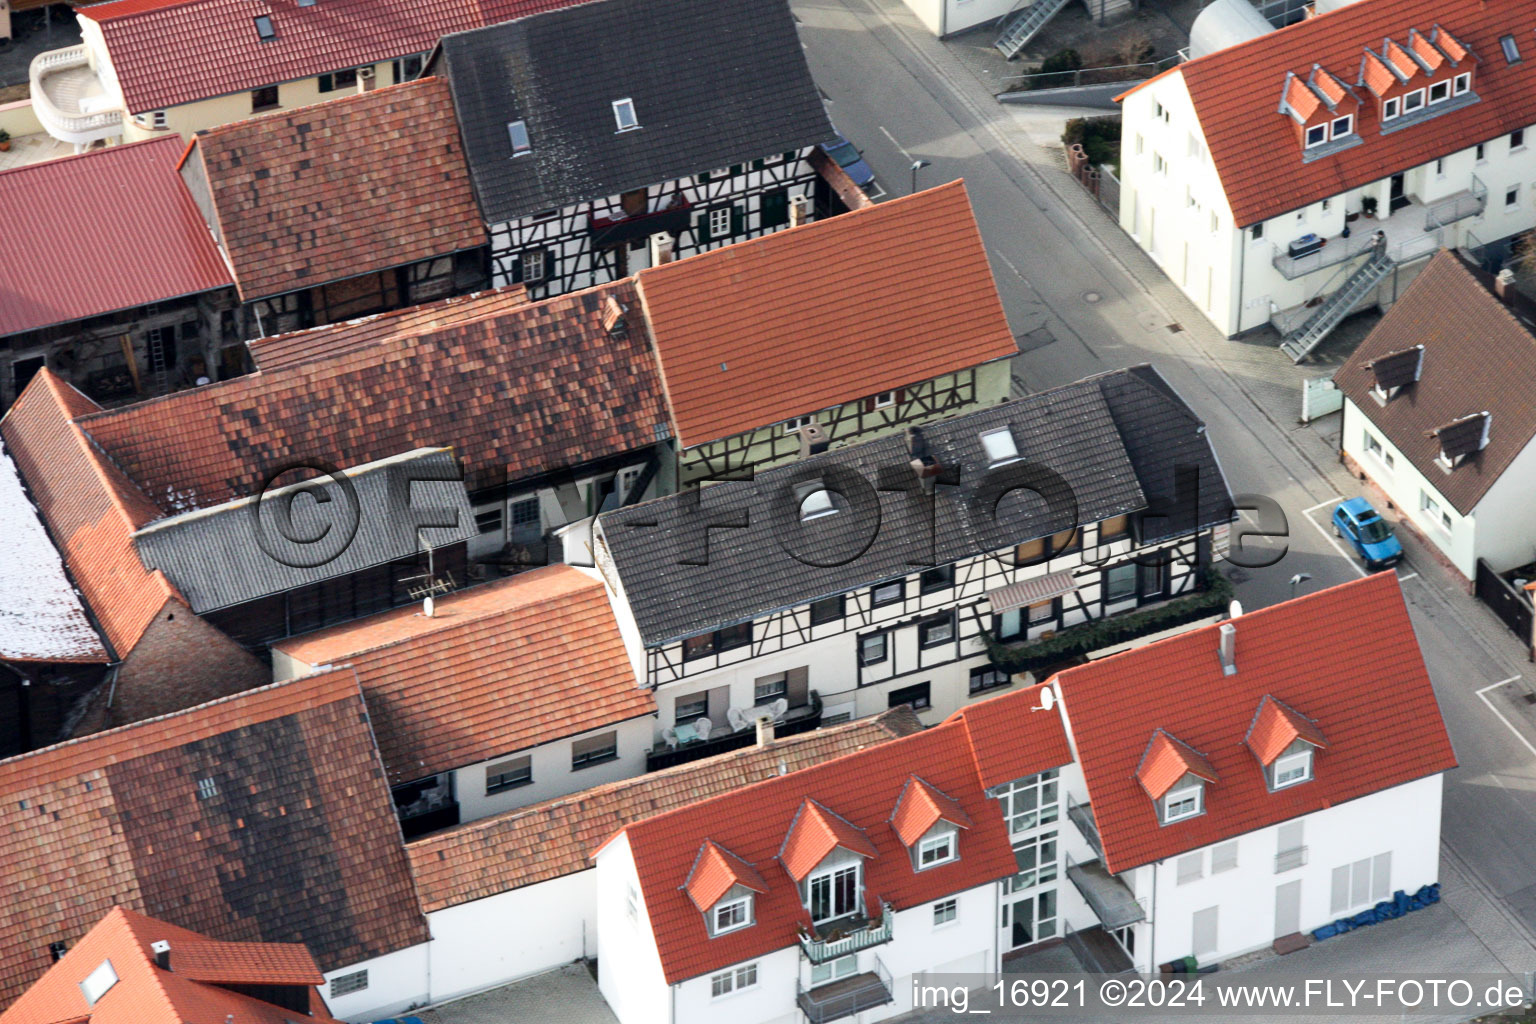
0, 137, 233, 338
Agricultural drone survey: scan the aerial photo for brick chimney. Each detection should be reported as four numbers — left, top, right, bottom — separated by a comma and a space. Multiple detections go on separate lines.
649, 232, 675, 266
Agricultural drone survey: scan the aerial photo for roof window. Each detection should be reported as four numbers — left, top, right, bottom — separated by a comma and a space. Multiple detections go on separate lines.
253, 14, 276, 41
613, 98, 640, 132
80, 960, 118, 1007
1366, 345, 1423, 404
1500, 35, 1521, 64
796, 481, 837, 521
297, 0, 316, 6
507, 119, 531, 157
980, 427, 1019, 466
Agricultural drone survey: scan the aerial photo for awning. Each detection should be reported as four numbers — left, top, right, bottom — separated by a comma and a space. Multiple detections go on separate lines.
987, 571, 1079, 612
1067, 860, 1146, 931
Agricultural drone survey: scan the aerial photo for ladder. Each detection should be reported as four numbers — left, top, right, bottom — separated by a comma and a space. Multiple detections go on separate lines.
1279, 244, 1393, 363
145, 327, 171, 395
995, 0, 1072, 59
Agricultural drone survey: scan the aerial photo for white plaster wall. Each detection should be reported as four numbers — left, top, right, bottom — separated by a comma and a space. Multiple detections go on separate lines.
898, 0, 943, 34
596, 834, 674, 1024
426, 870, 596, 1004
1136, 773, 1443, 969
1465, 422, 1536, 575
873, 882, 998, 1018
673, 946, 800, 1024
323, 941, 431, 1022
945, 0, 1019, 35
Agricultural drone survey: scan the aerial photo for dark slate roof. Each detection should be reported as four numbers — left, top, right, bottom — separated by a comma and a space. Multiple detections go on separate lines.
132, 449, 477, 614
600, 365, 1234, 646
1367, 346, 1424, 391
435, 0, 833, 224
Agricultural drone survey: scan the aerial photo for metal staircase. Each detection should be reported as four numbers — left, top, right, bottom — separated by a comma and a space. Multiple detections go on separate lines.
1279, 243, 1393, 363
995, 0, 1072, 59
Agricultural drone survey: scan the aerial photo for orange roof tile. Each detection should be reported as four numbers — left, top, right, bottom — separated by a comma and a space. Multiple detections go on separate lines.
946, 682, 1075, 790
1283, 72, 1321, 120
1309, 65, 1349, 104
1245, 695, 1329, 765
779, 798, 880, 881
1056, 573, 1456, 874
1433, 24, 1469, 63
1164, 0, 1536, 227
634, 181, 1016, 448
0, 369, 177, 657
1408, 28, 1447, 72
1360, 48, 1400, 96
274, 566, 655, 782
0, 669, 427, 1005
1383, 38, 1421, 78
1136, 729, 1220, 800
889, 776, 973, 847
191, 78, 486, 302
406, 710, 922, 912
0, 907, 342, 1024
684, 841, 770, 911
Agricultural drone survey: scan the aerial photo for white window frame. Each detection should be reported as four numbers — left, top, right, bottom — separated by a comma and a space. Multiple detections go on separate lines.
612, 97, 640, 132
710, 963, 759, 998
808, 863, 861, 923
713, 895, 753, 934
933, 898, 958, 926
980, 427, 1020, 466
917, 832, 956, 869
1382, 97, 1400, 120
507, 119, 531, 156
810, 955, 858, 986
1331, 114, 1353, 138
708, 205, 732, 238
873, 390, 897, 408
1506, 184, 1521, 208
1402, 89, 1425, 113
1271, 747, 1313, 789
997, 770, 1060, 835
797, 484, 836, 521
1211, 841, 1239, 873
1428, 80, 1450, 104
858, 632, 888, 665
1305, 124, 1328, 149
782, 415, 814, 434
519, 250, 547, 283
1162, 781, 1203, 823
1005, 830, 1058, 891
1453, 72, 1471, 95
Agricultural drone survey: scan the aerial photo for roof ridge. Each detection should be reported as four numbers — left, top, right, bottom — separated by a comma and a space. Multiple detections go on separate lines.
0, 136, 177, 180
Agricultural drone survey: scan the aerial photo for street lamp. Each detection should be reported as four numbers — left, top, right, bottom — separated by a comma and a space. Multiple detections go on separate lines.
910, 159, 930, 194
1289, 572, 1313, 599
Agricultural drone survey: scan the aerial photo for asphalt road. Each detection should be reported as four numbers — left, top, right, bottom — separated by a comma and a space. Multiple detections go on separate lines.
793, 0, 1536, 963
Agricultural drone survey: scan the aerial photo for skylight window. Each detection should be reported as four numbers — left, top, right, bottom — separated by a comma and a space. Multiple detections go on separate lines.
796, 482, 837, 521
980, 427, 1019, 466
80, 960, 118, 1007
507, 119, 531, 157
612, 98, 639, 132
253, 14, 276, 41
1500, 34, 1521, 64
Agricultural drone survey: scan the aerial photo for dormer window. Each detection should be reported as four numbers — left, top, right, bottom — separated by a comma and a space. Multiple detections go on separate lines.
1246, 695, 1327, 792
1331, 114, 1353, 138
796, 482, 837, 521
808, 862, 860, 923
1137, 729, 1218, 826
917, 831, 956, 868
713, 894, 753, 934
613, 98, 640, 132
1305, 124, 1327, 148
1162, 778, 1204, 823
1453, 72, 1471, 95
507, 120, 531, 157
980, 427, 1019, 466
1402, 89, 1425, 113
1431, 411, 1491, 471
1383, 97, 1400, 120
1271, 741, 1314, 789
1366, 345, 1423, 405
1428, 80, 1449, 103
685, 840, 769, 938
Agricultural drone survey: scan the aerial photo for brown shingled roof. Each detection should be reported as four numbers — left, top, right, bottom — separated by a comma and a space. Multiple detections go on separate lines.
1335, 250, 1536, 514
190, 78, 485, 303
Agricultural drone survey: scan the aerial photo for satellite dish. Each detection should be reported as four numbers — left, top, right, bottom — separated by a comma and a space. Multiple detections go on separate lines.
1228, 599, 1243, 619
1032, 685, 1057, 713
423, 596, 435, 618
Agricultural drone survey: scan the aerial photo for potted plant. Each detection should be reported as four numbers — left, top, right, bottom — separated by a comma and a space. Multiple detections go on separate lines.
0, 129, 10, 153
1361, 195, 1378, 218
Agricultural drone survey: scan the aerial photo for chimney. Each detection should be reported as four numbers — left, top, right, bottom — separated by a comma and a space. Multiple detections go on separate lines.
601, 295, 628, 334
357, 66, 376, 93
1218, 622, 1237, 676
797, 421, 830, 458
1496, 268, 1516, 305
756, 715, 776, 747
789, 195, 811, 228
151, 940, 171, 971
907, 427, 942, 493
649, 231, 675, 266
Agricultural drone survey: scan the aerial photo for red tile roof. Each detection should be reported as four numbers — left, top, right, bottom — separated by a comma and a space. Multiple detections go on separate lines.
0, 138, 232, 338
1143, 0, 1536, 226
779, 799, 880, 881
0, 369, 177, 657
1334, 250, 1536, 514
1054, 572, 1456, 874
634, 181, 1017, 448
1245, 695, 1329, 765
273, 566, 655, 783
0, 907, 341, 1024
889, 776, 972, 847
1135, 729, 1220, 801
189, 78, 485, 302
0, 668, 428, 1006
83, 0, 584, 115
947, 681, 1076, 789
74, 281, 667, 512
684, 841, 770, 911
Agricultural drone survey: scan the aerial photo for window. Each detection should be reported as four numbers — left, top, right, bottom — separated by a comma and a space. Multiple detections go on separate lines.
808, 864, 860, 922
518, 250, 547, 283
797, 483, 836, 521
1429, 80, 1449, 103
475, 506, 503, 535
330, 970, 368, 998
612, 97, 640, 131
933, 898, 958, 925
626, 883, 639, 922
1420, 489, 1443, 524
507, 119, 531, 156
394, 53, 426, 82
708, 205, 733, 239
969, 666, 1010, 695
1271, 746, 1313, 789
80, 960, 118, 1006
810, 595, 844, 625
1028, 598, 1055, 624
918, 831, 956, 868
675, 694, 708, 723
1099, 514, 1130, 541
1250, 222, 1264, 241
1176, 852, 1203, 885
196, 777, 218, 800
571, 731, 618, 769
1454, 72, 1471, 95
1162, 780, 1203, 823
1104, 563, 1137, 604
1383, 97, 1400, 120
1436, 158, 1445, 177
1501, 34, 1521, 64
889, 682, 931, 711
997, 770, 1059, 834
1014, 527, 1079, 566
754, 673, 787, 705
859, 632, 888, 665
1211, 841, 1239, 873
980, 427, 1019, 465
871, 579, 904, 607
318, 68, 358, 93
761, 188, 790, 228
508, 497, 540, 543
1007, 830, 1058, 889
1476, 142, 1487, 161
1135, 133, 1144, 155
1508, 185, 1521, 208
1153, 152, 1166, 175
133, 110, 170, 130
1331, 114, 1353, 138
486, 756, 532, 793
251, 85, 279, 112
1305, 124, 1327, 148
919, 564, 954, 593
781, 415, 814, 434
918, 612, 954, 648
713, 896, 753, 934
253, 14, 275, 40
710, 963, 758, 998
1330, 853, 1391, 914
1403, 89, 1424, 113
811, 955, 857, 986
1514, 129, 1526, 150
682, 623, 752, 661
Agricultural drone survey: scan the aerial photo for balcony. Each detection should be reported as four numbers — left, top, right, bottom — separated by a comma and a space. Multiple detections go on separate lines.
30, 46, 123, 148
1271, 181, 1482, 281
1424, 175, 1487, 231
645, 692, 822, 771
1066, 795, 1102, 859
797, 956, 894, 1024
798, 902, 894, 965
1066, 854, 1145, 931
588, 196, 693, 248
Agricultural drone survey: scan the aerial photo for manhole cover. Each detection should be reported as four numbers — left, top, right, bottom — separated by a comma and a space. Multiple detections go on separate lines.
1082, 290, 1102, 304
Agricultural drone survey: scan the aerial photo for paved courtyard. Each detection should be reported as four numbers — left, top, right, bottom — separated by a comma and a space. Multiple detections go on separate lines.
416, 964, 619, 1024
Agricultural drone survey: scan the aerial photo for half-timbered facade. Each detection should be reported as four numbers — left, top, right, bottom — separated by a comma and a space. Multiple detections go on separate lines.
593, 366, 1236, 755
432, 0, 834, 299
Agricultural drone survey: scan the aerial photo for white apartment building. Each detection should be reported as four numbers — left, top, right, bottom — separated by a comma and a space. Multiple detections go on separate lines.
1119, 0, 1536, 338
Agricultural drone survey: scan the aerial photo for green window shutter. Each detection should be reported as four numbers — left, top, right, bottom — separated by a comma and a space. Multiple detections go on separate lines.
730, 205, 745, 236
752, 158, 765, 170
696, 212, 712, 244
762, 190, 789, 228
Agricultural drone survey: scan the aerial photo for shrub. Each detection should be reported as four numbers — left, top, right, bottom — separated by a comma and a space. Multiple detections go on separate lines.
1031, 48, 1082, 90
1063, 115, 1122, 172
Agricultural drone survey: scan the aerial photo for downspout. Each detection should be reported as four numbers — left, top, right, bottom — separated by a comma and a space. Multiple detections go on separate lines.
1236, 228, 1247, 337
670, 980, 677, 1024
1146, 860, 1158, 974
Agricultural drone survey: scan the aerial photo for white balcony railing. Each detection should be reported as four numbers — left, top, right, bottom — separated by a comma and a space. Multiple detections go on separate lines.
30, 45, 124, 147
